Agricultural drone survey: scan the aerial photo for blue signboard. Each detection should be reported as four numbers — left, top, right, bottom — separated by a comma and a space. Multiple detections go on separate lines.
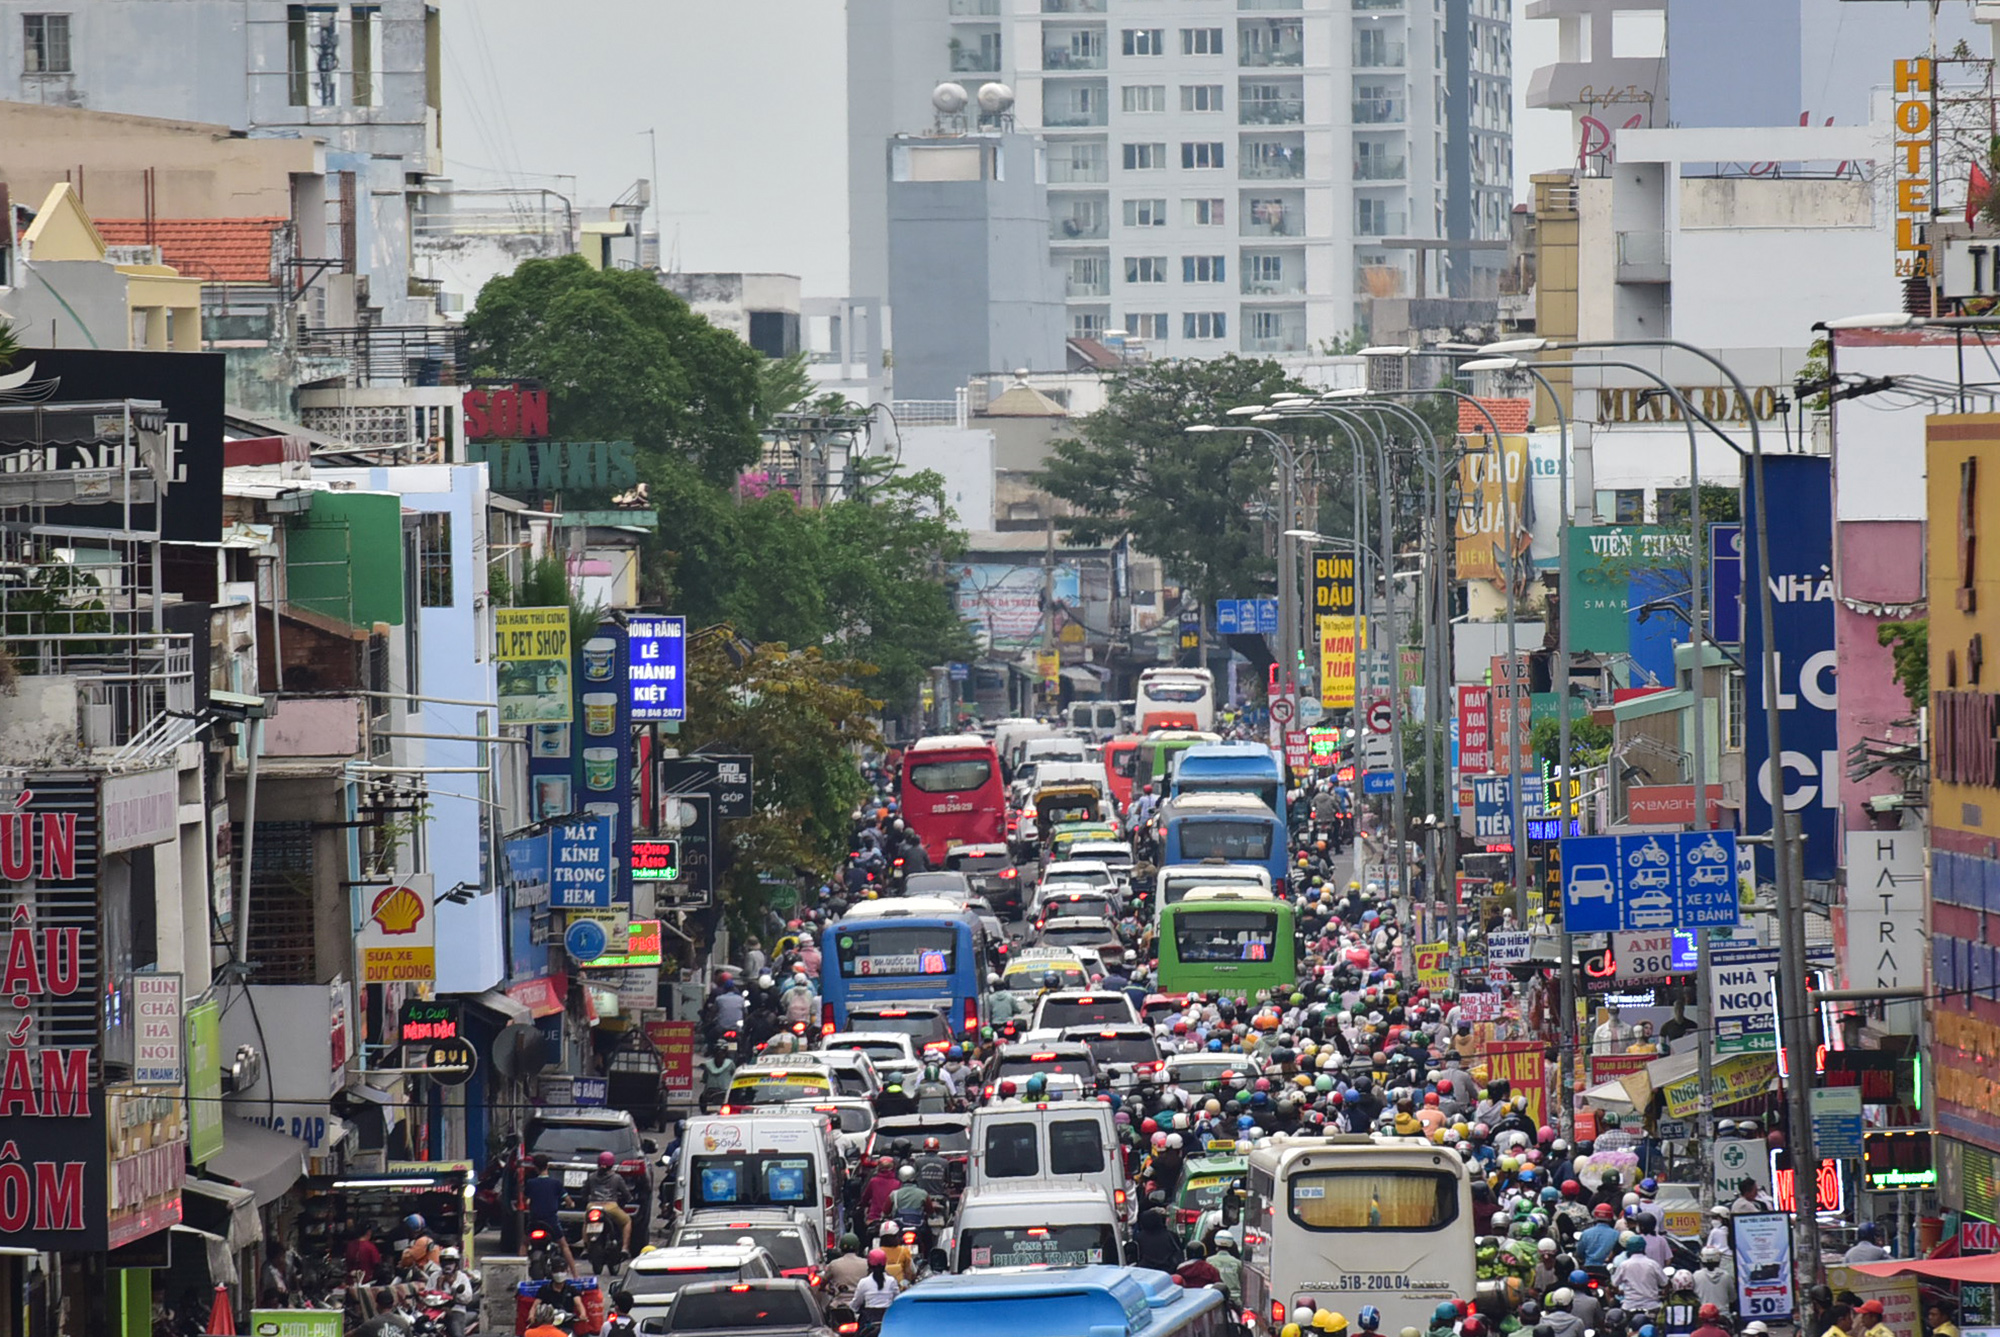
1559, 829, 1741, 931
1525, 816, 1583, 841
1741, 457, 1836, 882
628, 614, 688, 722
1362, 769, 1397, 795
1671, 929, 1699, 974
948, 662, 969, 682
572, 1076, 609, 1107
1215, 599, 1281, 635
550, 816, 615, 909
563, 916, 609, 961
1710, 522, 1743, 644
1471, 773, 1513, 841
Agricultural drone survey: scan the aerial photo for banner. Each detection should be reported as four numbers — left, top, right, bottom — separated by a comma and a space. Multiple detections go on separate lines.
1415, 941, 1450, 992
1312, 549, 1358, 618
1487, 1040, 1547, 1127
1564, 525, 1690, 688
1662, 1051, 1779, 1118
645, 1019, 697, 1098
957, 562, 1079, 651
1733, 1212, 1796, 1324
1318, 616, 1364, 710
495, 607, 573, 725
1741, 455, 1836, 881
355, 874, 436, 984
1458, 686, 1492, 775
1456, 434, 1532, 585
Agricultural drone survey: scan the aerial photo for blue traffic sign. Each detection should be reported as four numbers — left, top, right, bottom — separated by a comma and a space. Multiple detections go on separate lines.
1362, 770, 1397, 795
564, 916, 609, 962
1560, 830, 1740, 932
1215, 599, 1280, 635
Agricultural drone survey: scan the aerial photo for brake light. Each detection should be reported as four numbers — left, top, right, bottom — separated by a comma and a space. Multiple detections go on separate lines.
587, 1207, 604, 1223
822, 1002, 834, 1027
1276, 877, 1287, 897
1029, 1053, 1058, 1061
721, 1105, 739, 1114
1114, 1188, 1127, 1206
813, 1105, 837, 1112
879, 1010, 909, 1017
1027, 1227, 1048, 1237
1178, 1208, 1201, 1225
1077, 996, 1097, 1003
730, 1285, 753, 1293
963, 996, 979, 1033
903, 1230, 918, 1245
1273, 1303, 1287, 1327
999, 867, 1018, 879
529, 1227, 550, 1242
1099, 1030, 1118, 1038
840, 1324, 860, 1334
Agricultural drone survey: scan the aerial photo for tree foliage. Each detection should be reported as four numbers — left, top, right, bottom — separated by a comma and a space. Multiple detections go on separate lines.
463, 255, 766, 482
677, 636, 880, 931
1878, 618, 1928, 714
1038, 357, 1306, 609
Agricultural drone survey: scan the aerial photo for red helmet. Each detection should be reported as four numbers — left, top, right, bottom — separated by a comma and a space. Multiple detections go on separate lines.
1699, 1306, 1721, 1323
1593, 1203, 1616, 1220
868, 1248, 888, 1267
1562, 1179, 1583, 1199
597, 1151, 616, 1168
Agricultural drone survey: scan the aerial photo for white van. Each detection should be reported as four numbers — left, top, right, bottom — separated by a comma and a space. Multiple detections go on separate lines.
944, 1185, 1128, 1272
673, 1114, 849, 1251
1154, 860, 1276, 917
965, 1101, 1129, 1219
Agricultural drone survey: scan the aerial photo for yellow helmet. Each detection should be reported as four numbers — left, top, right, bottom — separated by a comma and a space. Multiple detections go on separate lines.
1283, 1327, 1304, 1337
1316, 1312, 1349, 1332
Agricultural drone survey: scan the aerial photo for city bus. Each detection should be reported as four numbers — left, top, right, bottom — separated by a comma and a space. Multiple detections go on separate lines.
819, 896, 987, 1037
1159, 792, 1289, 893
901, 734, 1006, 864
1241, 1134, 1476, 1337
1173, 740, 1288, 827
1135, 730, 1222, 789
1102, 737, 1140, 811
1155, 887, 1294, 996
881, 1264, 1227, 1337
1136, 667, 1217, 733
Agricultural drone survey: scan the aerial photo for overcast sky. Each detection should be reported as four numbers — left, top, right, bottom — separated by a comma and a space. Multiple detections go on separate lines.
443, 0, 1573, 300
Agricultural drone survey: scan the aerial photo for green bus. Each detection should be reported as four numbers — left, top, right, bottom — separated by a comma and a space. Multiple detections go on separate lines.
1136, 730, 1221, 787
1154, 888, 1295, 997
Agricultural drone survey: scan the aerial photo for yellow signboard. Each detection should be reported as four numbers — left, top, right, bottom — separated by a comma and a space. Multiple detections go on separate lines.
1415, 941, 1450, 992
1318, 615, 1365, 709
1455, 434, 1530, 586
495, 607, 573, 724
1661, 1051, 1778, 1119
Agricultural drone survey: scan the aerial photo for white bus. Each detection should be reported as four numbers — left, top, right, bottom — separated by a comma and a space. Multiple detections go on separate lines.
1136, 668, 1216, 733
1241, 1134, 1475, 1337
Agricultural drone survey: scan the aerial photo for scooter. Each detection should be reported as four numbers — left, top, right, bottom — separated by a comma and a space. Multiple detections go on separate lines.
525, 1223, 563, 1281
582, 1205, 626, 1276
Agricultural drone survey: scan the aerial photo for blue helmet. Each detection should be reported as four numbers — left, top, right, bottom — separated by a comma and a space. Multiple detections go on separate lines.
1358, 1308, 1381, 1332
1237, 1114, 1256, 1131
1434, 1304, 1460, 1326
1569, 1270, 1591, 1287
1251, 1090, 1270, 1107
947, 1045, 963, 1060
1208, 1038, 1225, 1052
1540, 1186, 1561, 1205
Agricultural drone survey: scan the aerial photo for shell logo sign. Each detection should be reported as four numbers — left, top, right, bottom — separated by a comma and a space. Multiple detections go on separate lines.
356, 874, 436, 984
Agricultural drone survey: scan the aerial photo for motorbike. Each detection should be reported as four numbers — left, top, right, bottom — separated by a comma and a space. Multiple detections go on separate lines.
582, 1205, 626, 1276
826, 1301, 860, 1336
526, 1222, 564, 1281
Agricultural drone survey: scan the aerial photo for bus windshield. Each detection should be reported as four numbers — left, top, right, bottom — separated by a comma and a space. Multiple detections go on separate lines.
835, 926, 958, 978
1176, 821, 1275, 861
961, 1223, 1118, 1270
1145, 684, 1208, 703
908, 758, 994, 792
1174, 911, 1278, 963
1288, 1169, 1461, 1231
1179, 778, 1281, 812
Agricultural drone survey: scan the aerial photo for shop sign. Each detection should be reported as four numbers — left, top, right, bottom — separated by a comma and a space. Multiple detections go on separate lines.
354, 874, 436, 984
550, 817, 614, 909
250, 1311, 343, 1337
507, 975, 567, 1019
106, 1084, 184, 1249
462, 383, 549, 440
1662, 1051, 1779, 1119
464, 439, 638, 493
1893, 58, 1933, 278
495, 607, 573, 726
1311, 550, 1357, 617
646, 1019, 696, 1098
185, 998, 224, 1166
100, 767, 178, 854
1488, 1041, 1547, 1127
397, 1000, 461, 1045
133, 972, 183, 1085
627, 614, 688, 723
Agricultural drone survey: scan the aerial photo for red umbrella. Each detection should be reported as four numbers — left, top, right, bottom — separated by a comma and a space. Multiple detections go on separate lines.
204, 1284, 235, 1336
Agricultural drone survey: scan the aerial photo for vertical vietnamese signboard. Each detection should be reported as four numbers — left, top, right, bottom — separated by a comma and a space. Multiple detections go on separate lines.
355, 874, 436, 985
495, 607, 574, 725
1458, 686, 1492, 776
184, 998, 223, 1166
627, 615, 688, 723
1318, 616, 1364, 710
574, 618, 635, 904
1312, 550, 1358, 618
1742, 455, 1837, 881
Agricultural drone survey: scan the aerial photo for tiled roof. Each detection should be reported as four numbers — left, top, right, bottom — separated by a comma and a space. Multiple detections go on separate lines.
1459, 396, 1532, 434
93, 217, 284, 283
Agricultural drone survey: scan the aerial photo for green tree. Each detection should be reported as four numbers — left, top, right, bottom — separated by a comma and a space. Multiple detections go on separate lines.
1530, 712, 1612, 768
1878, 618, 1928, 713
463, 255, 765, 482
1038, 356, 1306, 610
678, 636, 881, 930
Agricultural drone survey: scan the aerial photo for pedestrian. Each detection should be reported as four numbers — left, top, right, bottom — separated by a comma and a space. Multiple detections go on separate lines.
1689, 1304, 1731, 1337
1858, 1300, 1896, 1337
1928, 1301, 1962, 1337
1820, 1304, 1858, 1337
1844, 1223, 1892, 1265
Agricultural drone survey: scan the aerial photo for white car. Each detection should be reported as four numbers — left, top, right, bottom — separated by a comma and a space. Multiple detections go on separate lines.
820, 1031, 922, 1085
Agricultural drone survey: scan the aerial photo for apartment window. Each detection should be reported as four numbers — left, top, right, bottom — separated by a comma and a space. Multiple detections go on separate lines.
1181, 27, 1224, 55
1185, 198, 1225, 226
1071, 311, 1107, 339
1181, 141, 1225, 169
1181, 84, 1223, 112
351, 5, 381, 105
1123, 142, 1167, 170
1249, 310, 1287, 341
1122, 84, 1166, 112
1125, 256, 1169, 283
1594, 488, 1646, 524
288, 5, 340, 106
1247, 253, 1285, 284
417, 512, 454, 608
1183, 311, 1227, 340
1122, 27, 1165, 55
1357, 197, 1390, 233
1182, 255, 1226, 283
22, 13, 70, 73
1124, 198, 1168, 227
1127, 313, 1170, 340
1726, 668, 1745, 748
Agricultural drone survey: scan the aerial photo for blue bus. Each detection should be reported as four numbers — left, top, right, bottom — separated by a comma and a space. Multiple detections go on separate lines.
881, 1264, 1228, 1337
1159, 793, 1290, 896
1172, 740, 1287, 827
819, 896, 988, 1040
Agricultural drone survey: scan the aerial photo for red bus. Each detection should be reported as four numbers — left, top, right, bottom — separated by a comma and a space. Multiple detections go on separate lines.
900, 734, 1007, 863
1103, 737, 1140, 813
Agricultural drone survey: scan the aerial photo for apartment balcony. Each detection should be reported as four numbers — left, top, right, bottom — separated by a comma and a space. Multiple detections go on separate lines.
1354, 0, 1402, 9
1066, 274, 1111, 299
1238, 0, 1302, 9
1241, 263, 1306, 297
1241, 137, 1307, 179
1355, 42, 1405, 68
1240, 98, 1304, 125
1355, 154, 1406, 180
1051, 213, 1110, 241
1353, 97, 1405, 124
1616, 230, 1671, 283
1043, 47, 1106, 70
1239, 44, 1304, 67
295, 324, 469, 387
1041, 0, 1106, 12
1356, 211, 1407, 237
1049, 155, 1110, 184
0, 631, 199, 762
1243, 327, 1307, 353
952, 0, 1001, 14
1046, 105, 1108, 127
1240, 202, 1304, 237
953, 48, 1003, 73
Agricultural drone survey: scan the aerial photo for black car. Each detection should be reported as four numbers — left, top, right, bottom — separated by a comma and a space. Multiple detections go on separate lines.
525, 1106, 654, 1242
641, 1278, 833, 1337
945, 843, 1025, 915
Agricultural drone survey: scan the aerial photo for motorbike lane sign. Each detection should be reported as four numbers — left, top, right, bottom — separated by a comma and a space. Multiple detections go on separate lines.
1560, 830, 1740, 932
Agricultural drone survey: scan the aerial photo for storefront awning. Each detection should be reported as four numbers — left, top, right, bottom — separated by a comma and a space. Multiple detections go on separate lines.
207, 1119, 307, 1206
1060, 666, 1105, 696
1852, 1255, 2000, 1284
182, 1176, 259, 1251
464, 988, 533, 1027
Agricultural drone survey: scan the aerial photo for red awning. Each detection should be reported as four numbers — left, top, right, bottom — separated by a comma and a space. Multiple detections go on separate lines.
1851, 1255, 2000, 1284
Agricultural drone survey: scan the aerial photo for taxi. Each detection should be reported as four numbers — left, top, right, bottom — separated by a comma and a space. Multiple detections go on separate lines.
722, 1054, 834, 1112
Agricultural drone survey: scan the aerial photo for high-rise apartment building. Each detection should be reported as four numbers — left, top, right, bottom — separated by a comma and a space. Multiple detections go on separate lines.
851, 0, 1513, 362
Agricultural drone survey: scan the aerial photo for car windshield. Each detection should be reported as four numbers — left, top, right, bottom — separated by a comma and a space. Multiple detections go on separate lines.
729, 1077, 830, 1106
948, 854, 1011, 873
833, 927, 958, 980
875, 1121, 970, 1153
673, 1230, 810, 1272
669, 1288, 818, 1331
1081, 1035, 1159, 1066
829, 1040, 908, 1063
1007, 964, 1087, 992
1181, 1173, 1238, 1209
905, 875, 970, 898
847, 1012, 951, 1045
1173, 910, 1279, 963
960, 1223, 1118, 1270
1172, 1060, 1252, 1084
1146, 684, 1207, 702
691, 1155, 819, 1210
1039, 895, 1112, 918
1110, 749, 1137, 778
1038, 999, 1130, 1028
1038, 926, 1118, 950
908, 759, 993, 793
996, 1054, 1094, 1082
526, 1120, 637, 1158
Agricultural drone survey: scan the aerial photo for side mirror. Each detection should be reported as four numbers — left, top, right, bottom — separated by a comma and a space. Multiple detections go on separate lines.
641, 1139, 658, 1155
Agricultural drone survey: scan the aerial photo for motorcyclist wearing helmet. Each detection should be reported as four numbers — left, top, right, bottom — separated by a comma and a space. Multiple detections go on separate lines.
853, 1243, 900, 1318
397, 1211, 443, 1278
584, 1149, 634, 1255
1428, 1302, 1461, 1337
431, 1247, 477, 1337
1209, 1230, 1243, 1306
822, 1234, 868, 1301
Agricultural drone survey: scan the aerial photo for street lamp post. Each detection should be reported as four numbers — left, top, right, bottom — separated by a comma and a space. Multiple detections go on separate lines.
1191, 418, 1304, 722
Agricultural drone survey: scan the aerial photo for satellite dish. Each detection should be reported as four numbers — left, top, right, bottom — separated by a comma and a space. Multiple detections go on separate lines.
978, 82, 1015, 114
491, 1021, 550, 1080
932, 82, 969, 114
